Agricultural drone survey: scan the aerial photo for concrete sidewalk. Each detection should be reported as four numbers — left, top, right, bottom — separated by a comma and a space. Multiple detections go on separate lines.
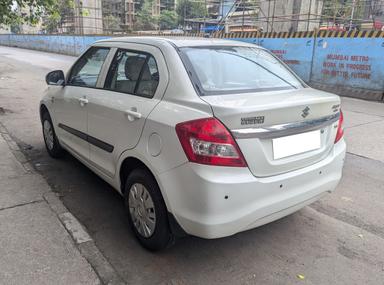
0, 125, 120, 284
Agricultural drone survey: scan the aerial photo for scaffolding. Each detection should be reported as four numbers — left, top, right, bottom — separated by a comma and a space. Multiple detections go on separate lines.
186, 0, 384, 33
40, 0, 384, 34
253, 0, 384, 32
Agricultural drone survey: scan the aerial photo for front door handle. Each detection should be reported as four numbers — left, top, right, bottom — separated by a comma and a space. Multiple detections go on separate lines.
125, 108, 142, 122
79, 97, 88, 107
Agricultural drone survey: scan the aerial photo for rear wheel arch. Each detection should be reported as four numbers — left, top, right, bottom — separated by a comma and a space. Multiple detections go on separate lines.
119, 156, 186, 239
120, 157, 182, 250
119, 157, 159, 195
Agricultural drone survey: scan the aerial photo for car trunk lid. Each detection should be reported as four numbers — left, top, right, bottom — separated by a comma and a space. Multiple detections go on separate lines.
201, 88, 341, 177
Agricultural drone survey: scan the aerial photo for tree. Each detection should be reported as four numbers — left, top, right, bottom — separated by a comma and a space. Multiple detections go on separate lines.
176, 0, 207, 25
0, 0, 57, 25
43, 10, 61, 33
42, 0, 75, 33
135, 0, 158, 30
159, 10, 177, 30
321, 0, 366, 25
103, 14, 121, 32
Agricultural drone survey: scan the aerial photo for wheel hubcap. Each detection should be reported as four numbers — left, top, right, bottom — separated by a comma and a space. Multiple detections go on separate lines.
43, 120, 54, 150
128, 183, 156, 238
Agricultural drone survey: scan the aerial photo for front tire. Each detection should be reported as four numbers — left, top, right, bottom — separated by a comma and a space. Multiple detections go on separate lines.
41, 111, 65, 158
124, 168, 174, 251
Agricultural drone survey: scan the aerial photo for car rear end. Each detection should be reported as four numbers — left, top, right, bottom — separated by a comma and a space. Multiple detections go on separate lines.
158, 42, 346, 239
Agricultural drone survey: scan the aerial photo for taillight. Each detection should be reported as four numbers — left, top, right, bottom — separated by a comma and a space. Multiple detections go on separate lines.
175, 117, 247, 167
334, 110, 344, 143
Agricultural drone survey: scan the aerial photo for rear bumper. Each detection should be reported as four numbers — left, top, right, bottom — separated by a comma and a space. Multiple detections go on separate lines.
159, 139, 346, 239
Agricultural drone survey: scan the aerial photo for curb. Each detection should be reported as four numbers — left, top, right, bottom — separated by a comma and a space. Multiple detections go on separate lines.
0, 122, 125, 285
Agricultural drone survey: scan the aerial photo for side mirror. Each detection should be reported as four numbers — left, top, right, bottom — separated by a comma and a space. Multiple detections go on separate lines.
46, 70, 65, 86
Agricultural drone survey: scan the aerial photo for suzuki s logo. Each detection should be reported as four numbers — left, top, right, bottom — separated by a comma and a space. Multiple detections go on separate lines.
301, 106, 310, 118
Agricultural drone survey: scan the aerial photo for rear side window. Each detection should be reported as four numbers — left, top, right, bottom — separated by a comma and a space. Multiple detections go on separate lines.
104, 49, 159, 98
68, 47, 110, 88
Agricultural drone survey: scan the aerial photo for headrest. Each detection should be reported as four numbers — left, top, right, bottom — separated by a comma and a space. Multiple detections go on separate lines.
125, 56, 146, 81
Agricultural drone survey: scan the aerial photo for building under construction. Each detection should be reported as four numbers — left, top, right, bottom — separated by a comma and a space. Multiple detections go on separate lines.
58, 0, 104, 34
52, 0, 384, 34
102, 0, 175, 31
258, 0, 324, 32
187, 0, 384, 33
256, 0, 383, 32
185, 0, 324, 33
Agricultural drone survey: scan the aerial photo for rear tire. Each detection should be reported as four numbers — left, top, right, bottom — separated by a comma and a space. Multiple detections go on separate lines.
124, 168, 174, 251
41, 111, 65, 158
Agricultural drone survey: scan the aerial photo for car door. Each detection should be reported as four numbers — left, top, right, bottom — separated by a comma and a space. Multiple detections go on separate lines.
86, 43, 168, 177
54, 46, 110, 160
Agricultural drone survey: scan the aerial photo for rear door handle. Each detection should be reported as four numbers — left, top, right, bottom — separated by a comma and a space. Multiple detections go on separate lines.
79, 97, 88, 107
125, 108, 142, 122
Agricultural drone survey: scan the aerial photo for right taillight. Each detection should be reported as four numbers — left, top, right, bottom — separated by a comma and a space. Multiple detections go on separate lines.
175, 117, 247, 167
335, 110, 344, 143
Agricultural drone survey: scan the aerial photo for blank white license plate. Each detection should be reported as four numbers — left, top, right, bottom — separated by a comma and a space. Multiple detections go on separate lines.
272, 130, 321, 160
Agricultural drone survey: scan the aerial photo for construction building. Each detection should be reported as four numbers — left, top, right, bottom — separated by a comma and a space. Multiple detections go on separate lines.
102, 0, 137, 31
185, 0, 260, 33
7, 0, 384, 34
102, 0, 168, 32
160, 0, 177, 11
258, 0, 324, 32
185, 0, 325, 33
76, 0, 103, 34
59, 0, 104, 34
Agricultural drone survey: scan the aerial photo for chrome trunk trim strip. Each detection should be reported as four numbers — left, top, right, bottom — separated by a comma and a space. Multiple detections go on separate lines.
231, 113, 340, 139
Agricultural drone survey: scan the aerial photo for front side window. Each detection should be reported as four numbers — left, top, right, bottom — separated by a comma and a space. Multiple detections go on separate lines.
104, 49, 159, 98
180, 46, 304, 95
68, 47, 110, 88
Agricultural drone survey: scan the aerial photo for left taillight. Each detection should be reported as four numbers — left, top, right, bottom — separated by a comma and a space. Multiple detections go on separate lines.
175, 117, 247, 167
335, 110, 344, 143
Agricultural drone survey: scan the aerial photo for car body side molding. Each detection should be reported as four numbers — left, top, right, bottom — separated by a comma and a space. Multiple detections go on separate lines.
58, 123, 114, 153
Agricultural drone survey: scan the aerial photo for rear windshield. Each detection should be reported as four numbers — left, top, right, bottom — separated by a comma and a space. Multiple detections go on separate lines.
180, 46, 305, 95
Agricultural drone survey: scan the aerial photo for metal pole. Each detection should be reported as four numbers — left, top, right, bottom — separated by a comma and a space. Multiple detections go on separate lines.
271, 0, 276, 32
333, 0, 338, 27
95, 0, 97, 34
267, 0, 271, 33
222, 0, 224, 20
203, 0, 207, 32
242, 0, 245, 31
307, 0, 313, 31
184, 0, 187, 29
350, 0, 357, 28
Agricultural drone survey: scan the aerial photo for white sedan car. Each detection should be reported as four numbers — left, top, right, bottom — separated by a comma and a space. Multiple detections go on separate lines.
40, 37, 346, 251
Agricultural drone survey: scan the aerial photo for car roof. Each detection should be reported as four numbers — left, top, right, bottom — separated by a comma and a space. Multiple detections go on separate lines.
95, 36, 259, 48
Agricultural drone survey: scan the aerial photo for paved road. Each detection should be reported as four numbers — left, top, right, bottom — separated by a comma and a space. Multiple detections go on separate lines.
1, 46, 384, 285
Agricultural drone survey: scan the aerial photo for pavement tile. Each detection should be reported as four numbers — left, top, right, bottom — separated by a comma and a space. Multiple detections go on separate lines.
342, 97, 384, 118
344, 120, 384, 162
0, 135, 28, 177
0, 202, 100, 285
311, 154, 384, 240
343, 110, 383, 129
0, 174, 47, 209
